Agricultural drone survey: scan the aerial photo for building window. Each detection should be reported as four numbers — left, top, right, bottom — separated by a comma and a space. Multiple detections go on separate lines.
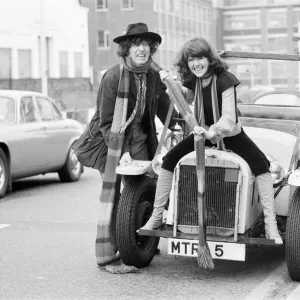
97, 0, 108, 10
18, 49, 32, 78
74, 52, 82, 77
269, 60, 288, 84
293, 11, 300, 29
224, 38, 262, 52
98, 30, 110, 48
166, 0, 174, 11
268, 36, 287, 53
121, 0, 134, 10
223, 13, 260, 30
267, 11, 287, 29
224, 0, 263, 5
0, 48, 11, 79
59, 51, 68, 77
153, 0, 158, 11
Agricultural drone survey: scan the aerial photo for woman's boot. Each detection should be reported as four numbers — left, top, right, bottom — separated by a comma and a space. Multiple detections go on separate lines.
256, 172, 283, 244
140, 168, 173, 230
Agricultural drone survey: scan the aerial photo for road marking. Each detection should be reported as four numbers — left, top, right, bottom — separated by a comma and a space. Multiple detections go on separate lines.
0, 224, 10, 229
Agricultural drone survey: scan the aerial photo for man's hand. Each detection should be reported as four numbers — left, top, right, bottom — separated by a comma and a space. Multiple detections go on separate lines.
119, 152, 132, 165
193, 125, 214, 140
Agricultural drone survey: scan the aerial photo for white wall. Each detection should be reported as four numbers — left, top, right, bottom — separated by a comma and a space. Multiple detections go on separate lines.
0, 0, 89, 79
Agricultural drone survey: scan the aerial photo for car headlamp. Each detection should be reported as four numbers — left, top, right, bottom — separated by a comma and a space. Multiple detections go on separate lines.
152, 153, 164, 175
163, 132, 182, 150
267, 156, 284, 185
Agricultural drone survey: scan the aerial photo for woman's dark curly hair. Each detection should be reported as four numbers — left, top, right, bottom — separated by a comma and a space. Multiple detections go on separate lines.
174, 37, 229, 83
116, 37, 159, 58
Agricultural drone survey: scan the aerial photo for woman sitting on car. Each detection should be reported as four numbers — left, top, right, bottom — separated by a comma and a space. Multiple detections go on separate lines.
140, 37, 283, 245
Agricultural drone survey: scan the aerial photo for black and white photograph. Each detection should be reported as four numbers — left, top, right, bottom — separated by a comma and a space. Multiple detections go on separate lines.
1, 0, 300, 299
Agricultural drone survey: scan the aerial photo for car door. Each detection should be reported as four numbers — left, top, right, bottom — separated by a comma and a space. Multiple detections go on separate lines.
35, 96, 72, 168
9, 96, 48, 177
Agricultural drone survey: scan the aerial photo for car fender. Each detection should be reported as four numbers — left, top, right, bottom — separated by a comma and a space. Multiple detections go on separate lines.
244, 126, 298, 216
243, 126, 298, 170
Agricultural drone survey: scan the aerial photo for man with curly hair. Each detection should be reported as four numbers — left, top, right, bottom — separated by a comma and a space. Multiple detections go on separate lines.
94, 23, 176, 270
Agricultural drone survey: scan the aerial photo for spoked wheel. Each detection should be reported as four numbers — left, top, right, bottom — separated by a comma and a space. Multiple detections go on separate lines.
116, 175, 159, 268
286, 187, 300, 281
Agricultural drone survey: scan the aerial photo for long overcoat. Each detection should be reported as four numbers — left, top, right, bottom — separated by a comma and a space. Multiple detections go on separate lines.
89, 64, 175, 173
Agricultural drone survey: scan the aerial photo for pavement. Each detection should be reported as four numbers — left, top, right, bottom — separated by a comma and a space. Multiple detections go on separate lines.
287, 285, 300, 300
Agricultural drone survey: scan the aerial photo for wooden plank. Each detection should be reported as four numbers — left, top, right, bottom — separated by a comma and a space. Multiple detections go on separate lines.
218, 50, 300, 61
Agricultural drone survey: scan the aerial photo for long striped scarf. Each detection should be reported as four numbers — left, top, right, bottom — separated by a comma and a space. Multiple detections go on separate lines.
95, 60, 129, 266
194, 75, 225, 150
95, 57, 151, 266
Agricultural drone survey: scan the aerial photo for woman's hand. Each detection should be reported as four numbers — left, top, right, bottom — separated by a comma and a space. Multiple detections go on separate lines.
159, 70, 173, 81
193, 125, 214, 140
119, 152, 132, 165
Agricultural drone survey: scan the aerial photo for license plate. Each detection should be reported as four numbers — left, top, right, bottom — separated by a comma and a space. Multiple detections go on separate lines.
168, 238, 245, 261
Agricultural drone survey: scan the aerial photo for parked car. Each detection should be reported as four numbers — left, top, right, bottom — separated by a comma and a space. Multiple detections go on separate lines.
110, 53, 300, 282
0, 90, 84, 198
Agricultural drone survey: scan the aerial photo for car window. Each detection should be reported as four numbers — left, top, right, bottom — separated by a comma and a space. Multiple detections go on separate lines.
254, 94, 300, 106
20, 96, 39, 123
0, 96, 15, 123
36, 97, 61, 121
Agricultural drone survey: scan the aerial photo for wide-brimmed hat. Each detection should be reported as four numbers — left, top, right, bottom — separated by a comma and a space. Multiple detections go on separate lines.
113, 22, 162, 44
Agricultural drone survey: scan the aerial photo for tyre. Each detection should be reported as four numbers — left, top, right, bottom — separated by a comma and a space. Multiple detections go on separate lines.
58, 146, 83, 182
286, 187, 300, 281
116, 176, 159, 268
0, 148, 9, 198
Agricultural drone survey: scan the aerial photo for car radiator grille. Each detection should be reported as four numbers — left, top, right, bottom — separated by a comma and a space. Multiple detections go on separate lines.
177, 165, 238, 229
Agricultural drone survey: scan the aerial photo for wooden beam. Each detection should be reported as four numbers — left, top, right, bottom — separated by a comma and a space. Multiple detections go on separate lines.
218, 50, 300, 61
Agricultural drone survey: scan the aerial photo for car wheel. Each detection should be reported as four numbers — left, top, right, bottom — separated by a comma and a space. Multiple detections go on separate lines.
116, 175, 159, 268
286, 187, 300, 281
58, 146, 83, 182
0, 148, 9, 198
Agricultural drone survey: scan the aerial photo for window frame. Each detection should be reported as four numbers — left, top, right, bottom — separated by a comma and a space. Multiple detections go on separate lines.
59, 51, 69, 78
121, 0, 134, 11
223, 10, 261, 30
96, 0, 108, 11
97, 30, 110, 49
74, 52, 83, 77
0, 48, 11, 79
18, 49, 32, 79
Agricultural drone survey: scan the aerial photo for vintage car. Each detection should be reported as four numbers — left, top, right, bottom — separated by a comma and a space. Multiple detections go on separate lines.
0, 90, 84, 198
112, 52, 300, 282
